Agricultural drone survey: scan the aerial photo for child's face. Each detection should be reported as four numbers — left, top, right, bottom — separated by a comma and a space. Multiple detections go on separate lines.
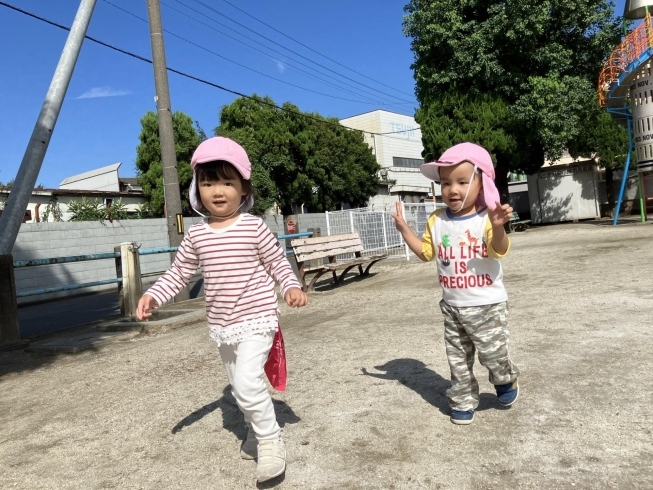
199, 175, 247, 218
439, 161, 483, 215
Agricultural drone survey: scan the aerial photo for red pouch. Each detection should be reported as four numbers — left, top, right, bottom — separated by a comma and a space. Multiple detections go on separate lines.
264, 327, 287, 391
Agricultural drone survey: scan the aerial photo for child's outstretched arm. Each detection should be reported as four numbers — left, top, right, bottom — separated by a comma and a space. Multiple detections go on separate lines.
257, 221, 308, 308
487, 201, 513, 256
391, 201, 429, 262
136, 234, 199, 320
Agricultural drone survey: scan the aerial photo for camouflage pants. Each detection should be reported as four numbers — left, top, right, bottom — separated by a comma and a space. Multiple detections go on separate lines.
440, 300, 520, 411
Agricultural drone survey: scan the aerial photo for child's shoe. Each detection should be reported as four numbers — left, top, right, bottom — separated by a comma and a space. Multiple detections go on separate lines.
240, 425, 257, 460
256, 436, 286, 482
495, 381, 519, 406
450, 409, 475, 425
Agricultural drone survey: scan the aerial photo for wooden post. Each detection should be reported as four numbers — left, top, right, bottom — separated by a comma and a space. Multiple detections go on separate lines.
307, 228, 322, 268
115, 242, 143, 318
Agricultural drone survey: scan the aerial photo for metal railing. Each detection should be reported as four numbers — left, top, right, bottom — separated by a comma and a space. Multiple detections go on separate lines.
598, 14, 653, 108
13, 233, 312, 298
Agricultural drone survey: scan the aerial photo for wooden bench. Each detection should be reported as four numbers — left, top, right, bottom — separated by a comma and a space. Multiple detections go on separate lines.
508, 213, 531, 233
290, 233, 388, 291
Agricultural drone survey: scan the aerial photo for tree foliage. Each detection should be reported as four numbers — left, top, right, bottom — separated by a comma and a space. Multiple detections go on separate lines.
568, 104, 630, 213
41, 195, 63, 222
403, 0, 623, 198
215, 95, 380, 215
136, 111, 200, 216
67, 197, 130, 223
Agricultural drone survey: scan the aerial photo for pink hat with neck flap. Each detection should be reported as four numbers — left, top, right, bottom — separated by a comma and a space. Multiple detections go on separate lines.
419, 142, 501, 210
189, 137, 254, 216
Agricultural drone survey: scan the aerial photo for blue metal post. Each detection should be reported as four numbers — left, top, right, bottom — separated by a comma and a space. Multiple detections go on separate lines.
613, 117, 634, 226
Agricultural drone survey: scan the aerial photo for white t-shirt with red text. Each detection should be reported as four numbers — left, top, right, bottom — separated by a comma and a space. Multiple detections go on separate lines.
421, 208, 509, 307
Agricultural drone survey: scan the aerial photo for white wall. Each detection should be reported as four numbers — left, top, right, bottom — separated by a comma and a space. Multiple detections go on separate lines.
528, 164, 601, 223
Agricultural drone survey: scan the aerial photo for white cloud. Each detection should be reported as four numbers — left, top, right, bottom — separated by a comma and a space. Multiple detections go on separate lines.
75, 86, 131, 99
276, 61, 286, 73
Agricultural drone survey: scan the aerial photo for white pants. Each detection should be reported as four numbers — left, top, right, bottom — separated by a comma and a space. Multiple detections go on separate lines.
218, 331, 280, 442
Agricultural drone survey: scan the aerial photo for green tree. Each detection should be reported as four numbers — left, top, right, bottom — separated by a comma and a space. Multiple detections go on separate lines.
41, 195, 63, 222
215, 95, 380, 215
403, 0, 623, 199
568, 105, 630, 216
136, 111, 200, 216
417, 91, 520, 201
67, 197, 132, 223
67, 197, 107, 222
136, 201, 155, 219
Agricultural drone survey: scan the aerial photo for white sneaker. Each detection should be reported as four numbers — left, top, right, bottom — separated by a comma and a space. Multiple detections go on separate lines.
240, 425, 257, 460
255, 437, 286, 482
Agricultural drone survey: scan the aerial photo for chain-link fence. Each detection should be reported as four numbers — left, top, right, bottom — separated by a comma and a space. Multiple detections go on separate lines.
325, 203, 446, 260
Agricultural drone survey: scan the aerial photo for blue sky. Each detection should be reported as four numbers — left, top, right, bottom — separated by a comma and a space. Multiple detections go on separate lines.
0, 0, 627, 188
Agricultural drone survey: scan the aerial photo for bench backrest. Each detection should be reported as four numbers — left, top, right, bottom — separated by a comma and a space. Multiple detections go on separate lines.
290, 233, 363, 263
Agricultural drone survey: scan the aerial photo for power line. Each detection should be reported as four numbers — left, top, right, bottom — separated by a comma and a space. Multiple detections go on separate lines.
0, 1, 418, 138
215, 0, 416, 99
158, 0, 414, 110
101, 0, 402, 107
104, 0, 412, 111
184, 0, 416, 105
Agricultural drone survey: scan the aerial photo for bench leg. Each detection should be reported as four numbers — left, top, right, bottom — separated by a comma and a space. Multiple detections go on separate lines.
337, 265, 359, 284
364, 259, 384, 275
358, 264, 364, 276
307, 270, 328, 292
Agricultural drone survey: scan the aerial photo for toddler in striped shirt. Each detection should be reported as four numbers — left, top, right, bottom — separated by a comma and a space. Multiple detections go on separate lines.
136, 137, 308, 483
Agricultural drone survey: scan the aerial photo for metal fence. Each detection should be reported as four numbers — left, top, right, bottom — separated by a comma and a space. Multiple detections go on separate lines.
325, 203, 446, 260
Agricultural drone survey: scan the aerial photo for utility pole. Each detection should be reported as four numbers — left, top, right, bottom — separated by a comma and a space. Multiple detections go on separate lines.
146, 0, 189, 302
0, 0, 97, 343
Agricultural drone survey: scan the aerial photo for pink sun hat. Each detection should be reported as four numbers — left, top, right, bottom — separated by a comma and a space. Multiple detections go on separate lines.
189, 137, 254, 216
419, 142, 502, 210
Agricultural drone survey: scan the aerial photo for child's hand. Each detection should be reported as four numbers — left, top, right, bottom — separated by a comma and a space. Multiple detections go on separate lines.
488, 201, 514, 227
136, 294, 158, 321
390, 201, 408, 232
284, 287, 308, 308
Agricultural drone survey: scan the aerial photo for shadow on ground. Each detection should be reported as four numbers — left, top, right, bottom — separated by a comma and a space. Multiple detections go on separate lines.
312, 271, 381, 292
171, 385, 301, 439
0, 325, 101, 379
361, 358, 509, 415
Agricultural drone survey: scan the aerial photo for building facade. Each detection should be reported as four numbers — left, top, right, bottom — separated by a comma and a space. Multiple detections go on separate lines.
340, 110, 440, 206
0, 163, 146, 223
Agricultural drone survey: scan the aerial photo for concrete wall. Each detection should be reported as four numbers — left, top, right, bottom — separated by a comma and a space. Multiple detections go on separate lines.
11, 214, 321, 304
12, 217, 202, 304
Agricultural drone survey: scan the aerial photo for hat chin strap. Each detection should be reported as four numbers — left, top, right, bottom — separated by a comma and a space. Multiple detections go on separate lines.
452, 165, 478, 214
209, 199, 245, 221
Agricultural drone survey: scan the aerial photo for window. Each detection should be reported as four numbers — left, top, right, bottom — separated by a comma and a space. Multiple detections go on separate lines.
392, 157, 424, 168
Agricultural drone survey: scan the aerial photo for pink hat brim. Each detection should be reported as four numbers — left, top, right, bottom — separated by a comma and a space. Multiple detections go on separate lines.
420, 162, 502, 211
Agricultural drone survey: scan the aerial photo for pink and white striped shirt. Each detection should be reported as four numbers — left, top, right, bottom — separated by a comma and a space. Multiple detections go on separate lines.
146, 214, 300, 345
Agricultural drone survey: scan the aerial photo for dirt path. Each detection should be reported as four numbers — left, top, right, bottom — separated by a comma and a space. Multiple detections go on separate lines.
1, 222, 652, 489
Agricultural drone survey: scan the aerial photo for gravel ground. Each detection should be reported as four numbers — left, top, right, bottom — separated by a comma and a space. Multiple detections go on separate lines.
1, 222, 652, 489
